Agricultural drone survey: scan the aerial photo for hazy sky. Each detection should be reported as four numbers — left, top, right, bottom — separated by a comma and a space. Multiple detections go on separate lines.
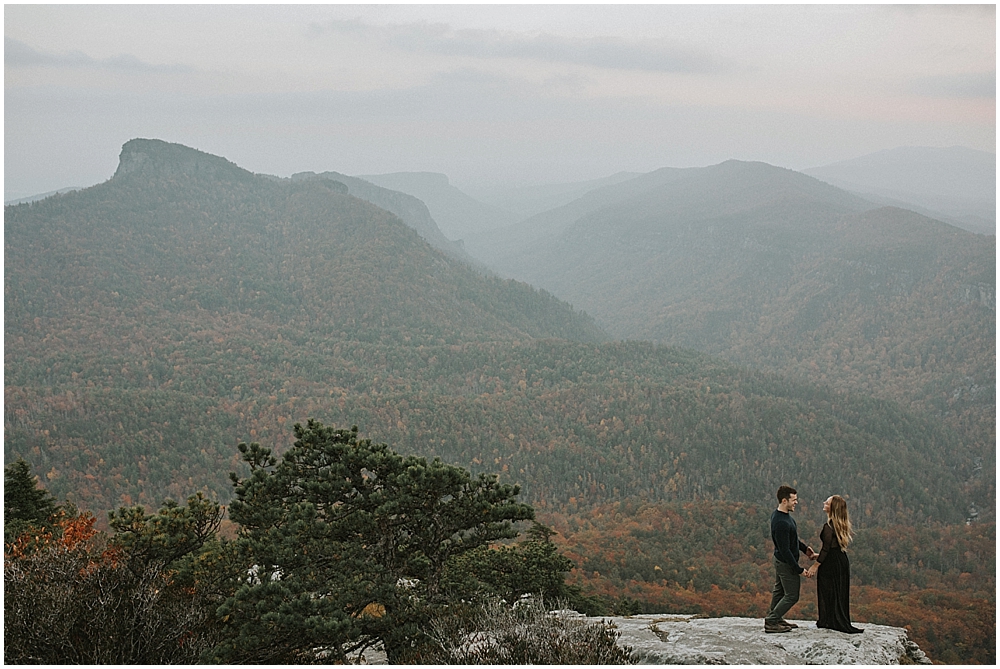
5, 3, 996, 199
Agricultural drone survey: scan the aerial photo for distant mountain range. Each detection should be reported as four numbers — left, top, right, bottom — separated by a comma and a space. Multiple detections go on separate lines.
464, 165, 700, 267
357, 171, 518, 241
5, 139, 983, 527
475, 171, 642, 221
460, 159, 994, 466
805, 146, 995, 235
4, 186, 81, 205
5, 140, 990, 666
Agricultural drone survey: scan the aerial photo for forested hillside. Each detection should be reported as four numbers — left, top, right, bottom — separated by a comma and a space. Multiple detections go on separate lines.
7, 140, 598, 347
4, 336, 980, 523
5, 139, 986, 521
290, 170, 472, 261
5, 140, 992, 663
465, 160, 995, 504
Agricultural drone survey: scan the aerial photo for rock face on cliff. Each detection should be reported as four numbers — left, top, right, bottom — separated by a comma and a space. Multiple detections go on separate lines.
353, 613, 931, 665
592, 613, 931, 665
114, 138, 254, 183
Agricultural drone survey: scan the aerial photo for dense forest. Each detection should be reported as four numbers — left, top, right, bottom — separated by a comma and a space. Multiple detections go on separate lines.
5, 139, 993, 663
5, 340, 981, 526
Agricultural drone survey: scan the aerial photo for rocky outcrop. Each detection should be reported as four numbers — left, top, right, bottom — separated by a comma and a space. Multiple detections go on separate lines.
587, 613, 931, 665
960, 282, 995, 311
351, 613, 931, 665
114, 138, 254, 183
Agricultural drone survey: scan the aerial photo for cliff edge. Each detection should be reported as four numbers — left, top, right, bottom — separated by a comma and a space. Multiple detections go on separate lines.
113, 138, 254, 183
352, 613, 931, 664
596, 613, 931, 665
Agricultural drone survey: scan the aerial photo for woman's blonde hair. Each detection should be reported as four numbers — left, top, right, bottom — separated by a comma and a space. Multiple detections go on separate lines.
827, 495, 853, 549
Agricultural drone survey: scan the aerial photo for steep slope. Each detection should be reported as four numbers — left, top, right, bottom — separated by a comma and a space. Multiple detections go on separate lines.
357, 171, 517, 240
805, 146, 996, 235
6, 139, 603, 347
291, 170, 473, 262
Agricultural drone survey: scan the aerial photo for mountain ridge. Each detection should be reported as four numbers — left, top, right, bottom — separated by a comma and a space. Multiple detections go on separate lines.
4, 140, 980, 526
291, 170, 472, 261
358, 171, 518, 240
113, 138, 255, 183
460, 158, 994, 501
804, 146, 995, 234
6, 139, 605, 346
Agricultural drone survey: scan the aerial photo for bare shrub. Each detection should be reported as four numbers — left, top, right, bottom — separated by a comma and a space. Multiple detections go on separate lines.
422, 597, 635, 664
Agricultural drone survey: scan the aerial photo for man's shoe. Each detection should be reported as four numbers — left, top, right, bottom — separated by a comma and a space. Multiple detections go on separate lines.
779, 620, 798, 628
764, 621, 793, 633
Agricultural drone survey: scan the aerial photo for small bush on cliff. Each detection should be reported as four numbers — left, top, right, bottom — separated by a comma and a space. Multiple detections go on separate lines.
423, 596, 634, 664
4, 495, 225, 664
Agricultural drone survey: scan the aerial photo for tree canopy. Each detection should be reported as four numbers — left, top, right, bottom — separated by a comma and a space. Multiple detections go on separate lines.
213, 420, 535, 663
4, 458, 60, 543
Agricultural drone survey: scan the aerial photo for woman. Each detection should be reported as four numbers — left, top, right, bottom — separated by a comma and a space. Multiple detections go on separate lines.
806, 495, 863, 633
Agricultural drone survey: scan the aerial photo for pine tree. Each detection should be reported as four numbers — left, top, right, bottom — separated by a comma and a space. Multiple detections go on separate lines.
4, 459, 60, 543
210, 420, 535, 663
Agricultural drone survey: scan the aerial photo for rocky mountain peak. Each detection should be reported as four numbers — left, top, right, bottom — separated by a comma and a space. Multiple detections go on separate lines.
113, 138, 254, 182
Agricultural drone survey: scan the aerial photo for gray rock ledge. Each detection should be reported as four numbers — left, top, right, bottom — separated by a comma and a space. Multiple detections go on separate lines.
573, 613, 931, 665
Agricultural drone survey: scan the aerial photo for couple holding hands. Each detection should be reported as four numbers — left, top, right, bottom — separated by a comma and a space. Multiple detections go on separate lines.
764, 484, 864, 634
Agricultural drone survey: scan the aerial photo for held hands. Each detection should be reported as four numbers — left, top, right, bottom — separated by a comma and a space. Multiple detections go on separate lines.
802, 547, 820, 578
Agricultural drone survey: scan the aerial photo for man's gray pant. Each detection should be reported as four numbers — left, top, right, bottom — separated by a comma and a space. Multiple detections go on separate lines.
765, 558, 801, 623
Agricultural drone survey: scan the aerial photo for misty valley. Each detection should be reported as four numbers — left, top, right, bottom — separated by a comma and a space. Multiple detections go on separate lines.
5, 139, 994, 663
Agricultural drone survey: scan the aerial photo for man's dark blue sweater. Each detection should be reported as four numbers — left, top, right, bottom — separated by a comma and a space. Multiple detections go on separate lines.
770, 509, 808, 573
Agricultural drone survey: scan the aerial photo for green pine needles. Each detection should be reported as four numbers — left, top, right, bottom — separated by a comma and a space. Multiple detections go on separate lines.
213, 420, 538, 663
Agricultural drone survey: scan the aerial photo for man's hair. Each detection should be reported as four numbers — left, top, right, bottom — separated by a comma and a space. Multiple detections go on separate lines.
776, 485, 797, 503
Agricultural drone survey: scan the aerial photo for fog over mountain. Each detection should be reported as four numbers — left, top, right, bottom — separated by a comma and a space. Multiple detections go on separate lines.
5, 5, 993, 200
805, 146, 996, 235
456, 159, 994, 466
357, 171, 518, 240
4, 5, 995, 663
474, 171, 642, 221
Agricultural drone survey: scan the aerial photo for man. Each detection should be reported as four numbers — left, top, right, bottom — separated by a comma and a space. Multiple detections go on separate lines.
764, 485, 815, 633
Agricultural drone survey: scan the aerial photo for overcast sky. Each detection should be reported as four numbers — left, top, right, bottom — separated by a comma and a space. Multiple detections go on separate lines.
4, 3, 995, 199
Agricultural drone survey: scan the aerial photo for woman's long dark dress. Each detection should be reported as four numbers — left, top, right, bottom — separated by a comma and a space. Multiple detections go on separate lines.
816, 522, 864, 633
